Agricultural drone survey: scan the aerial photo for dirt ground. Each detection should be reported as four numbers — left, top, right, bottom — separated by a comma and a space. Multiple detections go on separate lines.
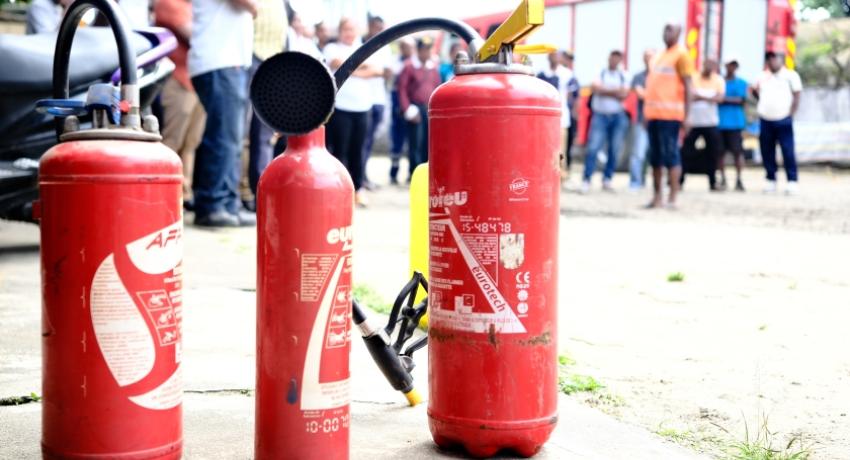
552, 166, 850, 458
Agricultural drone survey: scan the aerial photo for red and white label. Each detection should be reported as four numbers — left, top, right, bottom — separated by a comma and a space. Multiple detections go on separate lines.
90, 221, 183, 410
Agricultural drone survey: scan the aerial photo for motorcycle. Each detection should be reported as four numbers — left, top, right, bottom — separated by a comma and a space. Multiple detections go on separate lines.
0, 25, 176, 222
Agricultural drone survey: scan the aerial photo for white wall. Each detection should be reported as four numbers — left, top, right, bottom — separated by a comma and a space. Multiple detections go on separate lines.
720, 0, 767, 83
626, 0, 688, 73
529, 5, 573, 73
573, 0, 626, 85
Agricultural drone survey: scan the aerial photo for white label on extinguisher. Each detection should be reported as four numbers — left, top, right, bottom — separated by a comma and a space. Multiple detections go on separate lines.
91, 254, 156, 386
300, 255, 350, 410
430, 212, 526, 334
91, 221, 183, 410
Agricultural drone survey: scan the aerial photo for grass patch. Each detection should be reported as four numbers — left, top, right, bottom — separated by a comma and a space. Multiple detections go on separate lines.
558, 353, 576, 366
559, 374, 604, 395
353, 284, 392, 315
667, 272, 685, 282
0, 392, 40, 406
726, 416, 813, 460
657, 426, 693, 443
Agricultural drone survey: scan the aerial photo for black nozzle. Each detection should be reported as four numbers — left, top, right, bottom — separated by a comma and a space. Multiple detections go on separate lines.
250, 52, 337, 136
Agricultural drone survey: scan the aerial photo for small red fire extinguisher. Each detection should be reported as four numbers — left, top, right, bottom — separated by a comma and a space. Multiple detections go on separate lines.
37, 0, 183, 458
427, 1, 561, 457
254, 126, 353, 460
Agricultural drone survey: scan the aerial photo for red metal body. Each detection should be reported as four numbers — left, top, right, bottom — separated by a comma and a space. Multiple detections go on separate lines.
428, 72, 561, 458
255, 127, 353, 460
39, 139, 183, 459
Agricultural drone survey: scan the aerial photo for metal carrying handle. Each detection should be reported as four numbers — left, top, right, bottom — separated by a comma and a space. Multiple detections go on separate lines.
478, 0, 547, 62
49, 0, 139, 133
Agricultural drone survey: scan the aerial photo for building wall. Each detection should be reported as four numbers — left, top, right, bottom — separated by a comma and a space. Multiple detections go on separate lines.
720, 0, 768, 82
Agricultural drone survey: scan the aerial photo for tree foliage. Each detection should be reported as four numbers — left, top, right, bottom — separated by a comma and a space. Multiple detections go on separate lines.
801, 0, 846, 18
797, 22, 850, 87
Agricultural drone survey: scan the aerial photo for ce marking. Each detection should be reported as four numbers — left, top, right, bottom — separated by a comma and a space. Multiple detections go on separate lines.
515, 271, 531, 284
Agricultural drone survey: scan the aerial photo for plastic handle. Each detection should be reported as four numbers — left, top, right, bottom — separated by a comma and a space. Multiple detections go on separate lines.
35, 99, 88, 117
514, 43, 557, 55
478, 0, 545, 62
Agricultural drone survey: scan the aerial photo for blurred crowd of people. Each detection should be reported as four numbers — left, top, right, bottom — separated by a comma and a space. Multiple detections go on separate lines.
539, 22, 803, 209
24, 2, 804, 222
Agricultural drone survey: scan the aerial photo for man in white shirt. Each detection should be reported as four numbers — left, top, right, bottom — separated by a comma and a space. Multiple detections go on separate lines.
189, 0, 255, 227
581, 50, 631, 193
324, 18, 383, 207
752, 51, 803, 194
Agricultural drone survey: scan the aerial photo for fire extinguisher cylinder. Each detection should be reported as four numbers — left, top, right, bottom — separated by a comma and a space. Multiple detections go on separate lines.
256, 127, 354, 460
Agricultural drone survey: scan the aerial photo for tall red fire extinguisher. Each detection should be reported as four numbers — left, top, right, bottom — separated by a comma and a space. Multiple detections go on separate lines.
37, 0, 183, 458
427, 1, 561, 457
252, 51, 354, 459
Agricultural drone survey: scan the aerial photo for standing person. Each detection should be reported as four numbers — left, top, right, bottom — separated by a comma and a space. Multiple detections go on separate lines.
752, 51, 802, 194
561, 50, 579, 178
244, 0, 287, 210
361, 15, 393, 190
155, 0, 206, 210
681, 58, 725, 191
315, 22, 332, 51
189, 0, 255, 227
389, 38, 414, 184
440, 42, 461, 82
580, 50, 630, 193
628, 49, 654, 191
644, 22, 693, 209
397, 36, 441, 182
717, 56, 748, 191
536, 51, 573, 184
287, 11, 321, 58
324, 18, 382, 207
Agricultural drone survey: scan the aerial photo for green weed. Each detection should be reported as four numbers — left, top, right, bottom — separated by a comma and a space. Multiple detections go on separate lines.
667, 272, 686, 282
353, 284, 392, 315
559, 374, 604, 395
725, 414, 813, 460
0, 392, 41, 406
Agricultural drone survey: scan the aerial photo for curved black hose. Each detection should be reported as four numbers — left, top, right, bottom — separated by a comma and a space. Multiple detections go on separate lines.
53, 0, 136, 100
334, 17, 482, 90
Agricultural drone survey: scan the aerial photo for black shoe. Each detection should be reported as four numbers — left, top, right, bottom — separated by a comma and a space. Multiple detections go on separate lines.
390, 162, 399, 184
735, 180, 745, 192
362, 180, 378, 191
183, 199, 195, 212
242, 199, 256, 212
195, 211, 239, 228
235, 209, 256, 227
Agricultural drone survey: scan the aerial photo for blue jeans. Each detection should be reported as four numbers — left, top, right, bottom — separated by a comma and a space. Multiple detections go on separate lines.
389, 90, 407, 180
191, 67, 249, 216
648, 120, 682, 168
629, 121, 648, 188
759, 117, 798, 182
583, 112, 629, 181
248, 55, 274, 197
362, 104, 384, 181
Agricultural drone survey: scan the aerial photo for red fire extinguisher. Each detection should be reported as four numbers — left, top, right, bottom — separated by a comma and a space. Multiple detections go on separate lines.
255, 125, 353, 460
37, 1, 183, 458
427, 2, 561, 457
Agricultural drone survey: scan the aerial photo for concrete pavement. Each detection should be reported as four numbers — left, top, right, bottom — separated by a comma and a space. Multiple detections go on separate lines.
0, 158, 708, 459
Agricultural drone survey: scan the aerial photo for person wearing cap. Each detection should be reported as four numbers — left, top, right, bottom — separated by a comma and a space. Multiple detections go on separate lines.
398, 36, 441, 181
681, 57, 725, 191
752, 51, 802, 195
324, 18, 384, 207
389, 37, 415, 184
717, 56, 749, 191
644, 22, 694, 209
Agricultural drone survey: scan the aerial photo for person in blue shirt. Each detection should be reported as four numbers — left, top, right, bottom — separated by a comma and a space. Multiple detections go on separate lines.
717, 57, 749, 191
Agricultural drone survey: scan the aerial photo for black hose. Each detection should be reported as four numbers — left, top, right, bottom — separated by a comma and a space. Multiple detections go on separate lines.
334, 17, 482, 90
53, 0, 137, 100
352, 298, 367, 324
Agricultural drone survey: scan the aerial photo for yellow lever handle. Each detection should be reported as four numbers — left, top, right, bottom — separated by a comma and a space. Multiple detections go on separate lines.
478, 0, 545, 62
514, 43, 556, 55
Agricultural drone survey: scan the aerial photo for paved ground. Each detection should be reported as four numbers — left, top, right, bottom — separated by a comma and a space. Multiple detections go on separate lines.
2, 157, 848, 459
0, 157, 708, 459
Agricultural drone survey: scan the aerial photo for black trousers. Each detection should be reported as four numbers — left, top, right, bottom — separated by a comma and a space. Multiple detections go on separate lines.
326, 109, 369, 191
566, 117, 577, 168
681, 126, 722, 188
